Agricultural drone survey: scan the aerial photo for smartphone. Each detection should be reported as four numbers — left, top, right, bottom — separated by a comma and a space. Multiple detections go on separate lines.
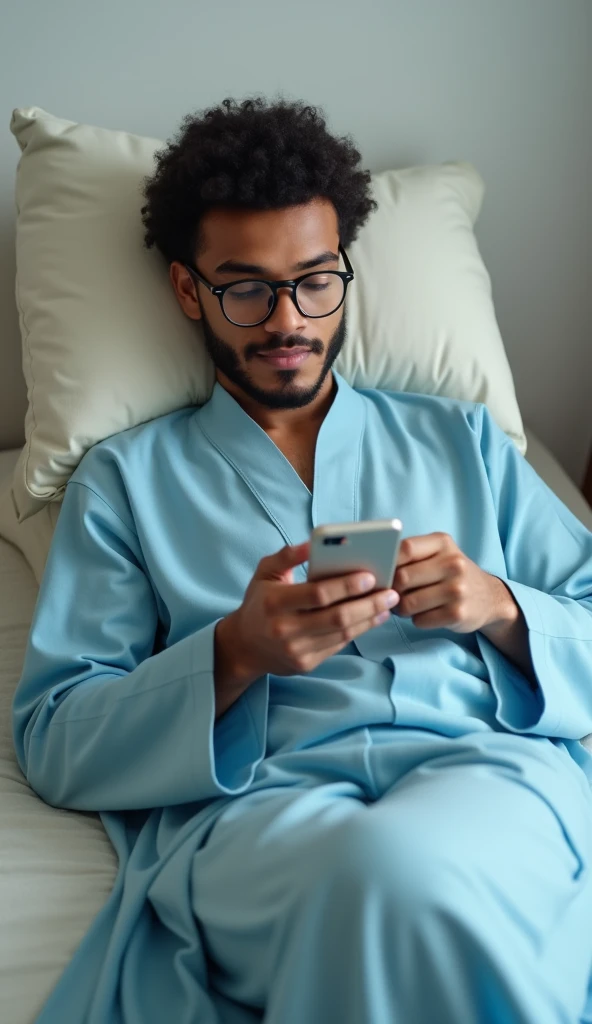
307, 519, 403, 591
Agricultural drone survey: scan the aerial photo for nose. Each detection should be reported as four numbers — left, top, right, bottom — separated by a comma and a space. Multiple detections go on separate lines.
263, 286, 307, 335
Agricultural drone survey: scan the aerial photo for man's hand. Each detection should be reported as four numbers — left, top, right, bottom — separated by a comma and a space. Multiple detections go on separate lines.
217, 540, 400, 688
392, 532, 516, 633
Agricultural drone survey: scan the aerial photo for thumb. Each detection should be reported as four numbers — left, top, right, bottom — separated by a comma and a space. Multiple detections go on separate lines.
256, 541, 310, 581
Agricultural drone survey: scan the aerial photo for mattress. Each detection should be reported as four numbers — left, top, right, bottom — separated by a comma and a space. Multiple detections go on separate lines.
0, 455, 118, 1023
0, 433, 591, 1022
522, 429, 592, 531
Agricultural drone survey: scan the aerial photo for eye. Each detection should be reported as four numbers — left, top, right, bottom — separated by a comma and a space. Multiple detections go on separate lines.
228, 284, 268, 299
298, 273, 336, 293
301, 282, 330, 292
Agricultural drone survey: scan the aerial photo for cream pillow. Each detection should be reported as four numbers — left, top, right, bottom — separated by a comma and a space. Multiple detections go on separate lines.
10, 106, 526, 522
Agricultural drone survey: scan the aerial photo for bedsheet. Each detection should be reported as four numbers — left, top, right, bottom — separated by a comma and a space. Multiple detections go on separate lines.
0, 532, 118, 1023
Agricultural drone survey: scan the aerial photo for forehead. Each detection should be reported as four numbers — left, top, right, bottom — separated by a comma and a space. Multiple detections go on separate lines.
198, 199, 339, 273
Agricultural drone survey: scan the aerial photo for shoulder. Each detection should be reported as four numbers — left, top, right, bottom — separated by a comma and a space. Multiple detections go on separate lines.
72, 406, 196, 480
355, 384, 483, 440
354, 385, 522, 467
67, 405, 198, 521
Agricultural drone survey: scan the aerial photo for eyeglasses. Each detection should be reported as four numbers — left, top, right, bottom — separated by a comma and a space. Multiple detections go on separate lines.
183, 243, 354, 327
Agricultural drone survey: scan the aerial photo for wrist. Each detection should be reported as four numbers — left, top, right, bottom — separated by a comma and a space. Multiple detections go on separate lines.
481, 576, 520, 637
215, 612, 260, 690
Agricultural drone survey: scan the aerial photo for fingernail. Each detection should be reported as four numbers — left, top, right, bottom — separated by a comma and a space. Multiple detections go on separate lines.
359, 574, 376, 591
385, 590, 399, 608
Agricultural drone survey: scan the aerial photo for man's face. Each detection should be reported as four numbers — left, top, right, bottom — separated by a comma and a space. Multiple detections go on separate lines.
170, 199, 348, 410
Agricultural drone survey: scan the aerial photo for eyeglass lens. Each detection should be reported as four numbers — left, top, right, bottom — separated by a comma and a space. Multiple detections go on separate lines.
222, 273, 345, 326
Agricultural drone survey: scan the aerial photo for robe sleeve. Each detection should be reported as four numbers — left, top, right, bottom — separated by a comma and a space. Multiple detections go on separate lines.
473, 404, 592, 739
11, 480, 270, 811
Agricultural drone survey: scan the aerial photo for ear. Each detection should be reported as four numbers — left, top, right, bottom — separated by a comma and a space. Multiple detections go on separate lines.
169, 261, 203, 321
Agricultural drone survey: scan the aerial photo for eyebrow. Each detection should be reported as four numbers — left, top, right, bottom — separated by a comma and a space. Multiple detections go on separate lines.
214, 249, 340, 276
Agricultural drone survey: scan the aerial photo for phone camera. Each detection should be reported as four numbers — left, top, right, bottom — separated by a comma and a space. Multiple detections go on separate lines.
323, 536, 347, 546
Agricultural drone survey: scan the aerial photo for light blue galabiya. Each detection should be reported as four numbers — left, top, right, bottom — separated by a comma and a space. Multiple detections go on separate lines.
11, 370, 592, 1024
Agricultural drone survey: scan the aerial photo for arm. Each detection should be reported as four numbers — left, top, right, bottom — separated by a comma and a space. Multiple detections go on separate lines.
214, 612, 260, 717
480, 578, 537, 688
12, 480, 270, 811
474, 405, 592, 738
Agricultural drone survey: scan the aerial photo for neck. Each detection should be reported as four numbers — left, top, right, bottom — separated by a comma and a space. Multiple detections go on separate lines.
217, 370, 337, 436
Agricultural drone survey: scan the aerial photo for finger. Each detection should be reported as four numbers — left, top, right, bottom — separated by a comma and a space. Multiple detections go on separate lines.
278, 572, 380, 613
278, 591, 399, 639
396, 582, 451, 618
394, 553, 448, 595
257, 542, 310, 580
288, 610, 391, 658
410, 606, 456, 630
396, 532, 452, 568
307, 591, 399, 637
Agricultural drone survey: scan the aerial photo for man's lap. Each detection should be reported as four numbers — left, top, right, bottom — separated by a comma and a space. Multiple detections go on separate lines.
191, 731, 592, 1013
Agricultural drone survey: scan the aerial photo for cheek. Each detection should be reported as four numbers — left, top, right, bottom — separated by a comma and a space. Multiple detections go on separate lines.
203, 303, 239, 341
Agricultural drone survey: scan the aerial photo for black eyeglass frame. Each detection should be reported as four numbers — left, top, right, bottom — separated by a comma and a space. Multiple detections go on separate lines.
183, 243, 354, 327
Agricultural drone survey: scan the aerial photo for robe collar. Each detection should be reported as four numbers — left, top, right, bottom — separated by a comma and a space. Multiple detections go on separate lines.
196, 370, 367, 578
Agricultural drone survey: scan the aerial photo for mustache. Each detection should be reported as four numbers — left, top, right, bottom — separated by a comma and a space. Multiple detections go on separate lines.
245, 337, 324, 359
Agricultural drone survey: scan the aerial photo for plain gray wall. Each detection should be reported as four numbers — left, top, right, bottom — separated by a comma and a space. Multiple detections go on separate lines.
0, 0, 590, 485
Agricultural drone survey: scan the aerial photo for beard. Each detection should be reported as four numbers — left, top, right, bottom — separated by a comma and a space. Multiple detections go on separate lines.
197, 304, 348, 410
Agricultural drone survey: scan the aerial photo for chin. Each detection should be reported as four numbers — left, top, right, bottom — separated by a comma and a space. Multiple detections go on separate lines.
247, 368, 330, 410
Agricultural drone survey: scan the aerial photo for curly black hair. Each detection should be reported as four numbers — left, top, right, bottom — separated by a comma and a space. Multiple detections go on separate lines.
140, 95, 377, 266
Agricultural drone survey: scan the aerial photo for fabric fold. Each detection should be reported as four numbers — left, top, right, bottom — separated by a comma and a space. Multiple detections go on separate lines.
13, 483, 270, 811
477, 580, 592, 739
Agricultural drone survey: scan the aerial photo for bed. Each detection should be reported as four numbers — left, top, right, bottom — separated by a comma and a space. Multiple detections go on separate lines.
2, 103, 592, 1019
0, 437, 591, 1022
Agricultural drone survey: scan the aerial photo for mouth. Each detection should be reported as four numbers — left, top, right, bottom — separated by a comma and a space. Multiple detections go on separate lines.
256, 348, 312, 369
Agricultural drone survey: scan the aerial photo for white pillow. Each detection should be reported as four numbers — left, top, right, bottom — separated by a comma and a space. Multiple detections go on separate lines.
10, 106, 526, 522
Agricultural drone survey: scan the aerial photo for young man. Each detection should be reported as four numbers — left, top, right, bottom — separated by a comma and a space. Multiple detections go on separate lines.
13, 96, 592, 1024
